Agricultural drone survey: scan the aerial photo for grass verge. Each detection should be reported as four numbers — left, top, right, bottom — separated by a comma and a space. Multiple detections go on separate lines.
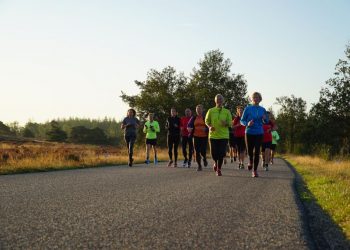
284, 154, 350, 247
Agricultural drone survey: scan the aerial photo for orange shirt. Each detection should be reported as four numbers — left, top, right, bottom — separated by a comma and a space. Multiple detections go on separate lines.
193, 116, 208, 137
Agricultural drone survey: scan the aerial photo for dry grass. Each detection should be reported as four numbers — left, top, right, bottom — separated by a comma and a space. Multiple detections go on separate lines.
0, 141, 170, 175
285, 154, 350, 239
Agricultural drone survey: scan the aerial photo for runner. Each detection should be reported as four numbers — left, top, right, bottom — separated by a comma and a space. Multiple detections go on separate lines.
121, 108, 140, 167
262, 112, 273, 171
240, 92, 268, 177
180, 108, 194, 168
165, 108, 181, 167
205, 94, 232, 176
271, 128, 280, 164
143, 113, 160, 165
229, 125, 238, 163
187, 104, 209, 171
232, 106, 246, 169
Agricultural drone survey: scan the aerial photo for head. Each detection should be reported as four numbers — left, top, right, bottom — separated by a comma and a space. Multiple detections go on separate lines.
236, 106, 243, 116
251, 92, 262, 105
215, 94, 224, 107
196, 105, 203, 116
148, 113, 154, 121
185, 108, 192, 117
170, 107, 177, 117
127, 109, 136, 118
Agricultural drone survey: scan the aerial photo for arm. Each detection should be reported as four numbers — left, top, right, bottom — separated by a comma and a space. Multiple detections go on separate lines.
240, 107, 249, 126
155, 121, 160, 133
143, 123, 148, 134
226, 110, 232, 128
165, 118, 170, 130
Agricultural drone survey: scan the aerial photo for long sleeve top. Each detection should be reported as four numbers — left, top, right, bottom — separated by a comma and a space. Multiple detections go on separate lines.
240, 105, 268, 135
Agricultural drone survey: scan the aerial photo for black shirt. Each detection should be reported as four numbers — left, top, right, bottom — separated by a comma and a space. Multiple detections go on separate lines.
166, 116, 181, 136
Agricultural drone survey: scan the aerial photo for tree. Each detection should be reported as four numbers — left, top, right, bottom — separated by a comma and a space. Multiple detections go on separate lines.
189, 49, 248, 113
275, 95, 307, 153
0, 121, 15, 136
309, 43, 350, 156
69, 126, 108, 145
46, 120, 67, 142
121, 66, 190, 145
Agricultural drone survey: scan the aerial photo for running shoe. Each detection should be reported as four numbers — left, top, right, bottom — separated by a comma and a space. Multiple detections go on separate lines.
265, 164, 269, 171
154, 158, 158, 165
241, 163, 245, 169
203, 158, 208, 167
230, 157, 234, 163
174, 162, 178, 168
234, 156, 237, 162
238, 163, 241, 169
187, 161, 191, 168
197, 165, 202, 171
167, 160, 173, 167
213, 164, 217, 172
145, 159, 150, 164
252, 171, 259, 178
182, 160, 188, 167
224, 158, 227, 165
216, 170, 222, 176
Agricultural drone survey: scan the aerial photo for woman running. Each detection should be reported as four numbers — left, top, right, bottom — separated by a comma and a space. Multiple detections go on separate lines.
121, 109, 140, 167
205, 94, 232, 176
240, 92, 268, 177
143, 113, 160, 165
165, 108, 181, 167
180, 108, 194, 168
262, 113, 273, 171
232, 106, 246, 169
187, 104, 209, 171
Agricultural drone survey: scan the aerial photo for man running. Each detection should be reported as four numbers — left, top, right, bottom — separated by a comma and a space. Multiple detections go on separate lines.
121, 108, 140, 167
165, 108, 181, 167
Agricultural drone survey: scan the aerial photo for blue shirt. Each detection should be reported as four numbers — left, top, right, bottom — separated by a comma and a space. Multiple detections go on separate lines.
240, 105, 268, 135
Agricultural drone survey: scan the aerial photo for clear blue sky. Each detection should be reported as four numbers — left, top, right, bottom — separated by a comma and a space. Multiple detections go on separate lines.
1, 0, 349, 125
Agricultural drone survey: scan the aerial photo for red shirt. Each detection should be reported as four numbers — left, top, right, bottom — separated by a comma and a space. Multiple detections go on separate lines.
263, 123, 273, 143
180, 116, 192, 137
233, 116, 245, 138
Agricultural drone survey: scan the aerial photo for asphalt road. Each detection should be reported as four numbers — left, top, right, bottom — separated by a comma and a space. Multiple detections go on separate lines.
0, 158, 313, 249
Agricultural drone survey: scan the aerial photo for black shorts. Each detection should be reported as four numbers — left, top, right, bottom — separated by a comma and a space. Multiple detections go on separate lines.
229, 134, 237, 147
262, 142, 272, 151
146, 138, 157, 146
271, 144, 277, 151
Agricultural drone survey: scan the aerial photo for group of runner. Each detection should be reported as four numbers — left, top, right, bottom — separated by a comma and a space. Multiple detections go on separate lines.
121, 92, 280, 178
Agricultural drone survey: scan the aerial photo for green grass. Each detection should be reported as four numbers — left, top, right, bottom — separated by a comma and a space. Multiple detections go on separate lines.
285, 155, 350, 239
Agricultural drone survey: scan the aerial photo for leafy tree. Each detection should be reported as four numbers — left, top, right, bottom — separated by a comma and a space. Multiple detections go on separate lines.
309, 43, 350, 156
121, 66, 190, 145
275, 95, 307, 153
189, 49, 248, 113
69, 126, 108, 145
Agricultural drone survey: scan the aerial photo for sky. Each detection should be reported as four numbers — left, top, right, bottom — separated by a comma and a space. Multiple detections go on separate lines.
1, 0, 349, 125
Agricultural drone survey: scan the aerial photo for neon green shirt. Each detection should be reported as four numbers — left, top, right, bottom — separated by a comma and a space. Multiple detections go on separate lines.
143, 120, 160, 139
205, 107, 232, 139
272, 130, 280, 145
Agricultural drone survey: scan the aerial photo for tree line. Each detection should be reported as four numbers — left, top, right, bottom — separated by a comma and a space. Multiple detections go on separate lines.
1, 45, 349, 158
0, 118, 122, 145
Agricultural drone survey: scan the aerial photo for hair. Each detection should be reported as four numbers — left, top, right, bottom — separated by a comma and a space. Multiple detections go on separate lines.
196, 104, 203, 109
215, 94, 224, 101
127, 108, 136, 117
251, 92, 262, 102
171, 107, 177, 111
